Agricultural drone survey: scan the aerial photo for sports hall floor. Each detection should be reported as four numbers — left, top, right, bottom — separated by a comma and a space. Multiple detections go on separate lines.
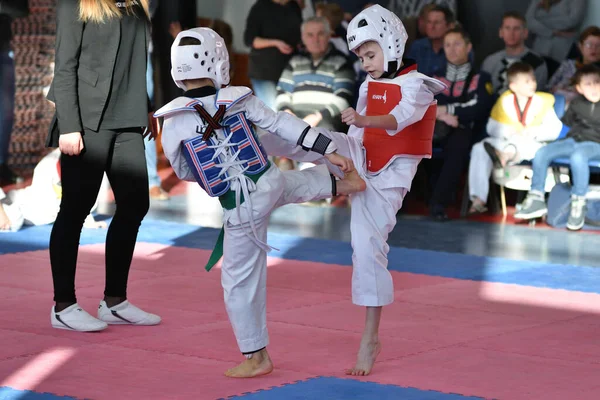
1, 168, 600, 400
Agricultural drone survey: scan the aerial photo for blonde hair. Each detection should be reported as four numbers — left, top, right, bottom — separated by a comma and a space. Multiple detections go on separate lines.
79, 0, 150, 24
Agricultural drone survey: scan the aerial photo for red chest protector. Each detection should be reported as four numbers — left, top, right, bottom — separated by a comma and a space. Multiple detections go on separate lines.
363, 79, 436, 173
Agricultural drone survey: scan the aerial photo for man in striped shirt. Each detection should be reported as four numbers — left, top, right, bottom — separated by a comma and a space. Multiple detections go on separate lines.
275, 16, 356, 133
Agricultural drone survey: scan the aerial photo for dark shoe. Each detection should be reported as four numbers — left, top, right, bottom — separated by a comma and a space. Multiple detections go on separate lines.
0, 164, 23, 186
430, 205, 449, 222
566, 195, 586, 231
483, 142, 503, 169
514, 192, 547, 220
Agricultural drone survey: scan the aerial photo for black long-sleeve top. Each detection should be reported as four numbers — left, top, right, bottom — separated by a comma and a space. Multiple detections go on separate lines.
243, 0, 302, 82
562, 95, 600, 143
434, 63, 495, 127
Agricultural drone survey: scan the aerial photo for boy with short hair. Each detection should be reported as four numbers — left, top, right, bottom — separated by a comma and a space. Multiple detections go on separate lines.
467, 61, 562, 214
480, 11, 547, 95
156, 28, 365, 378
515, 64, 600, 230
270, 4, 446, 375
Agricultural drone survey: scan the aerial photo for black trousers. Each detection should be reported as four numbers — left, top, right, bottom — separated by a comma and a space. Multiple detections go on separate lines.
50, 128, 150, 303
430, 126, 474, 208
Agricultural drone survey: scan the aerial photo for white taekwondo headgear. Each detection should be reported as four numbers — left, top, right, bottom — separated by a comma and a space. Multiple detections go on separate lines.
346, 4, 408, 72
171, 27, 230, 90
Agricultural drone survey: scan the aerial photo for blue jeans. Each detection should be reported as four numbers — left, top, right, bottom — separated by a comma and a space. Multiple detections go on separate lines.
0, 50, 15, 165
250, 79, 277, 110
145, 52, 160, 188
531, 138, 600, 196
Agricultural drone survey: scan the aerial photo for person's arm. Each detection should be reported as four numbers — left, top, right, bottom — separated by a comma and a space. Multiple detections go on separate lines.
243, 2, 262, 48
53, 0, 85, 135
525, 0, 554, 38
244, 95, 337, 155
243, 4, 292, 54
385, 79, 434, 135
486, 119, 516, 139
243, 2, 290, 51
545, 0, 586, 31
560, 99, 577, 127
527, 107, 563, 142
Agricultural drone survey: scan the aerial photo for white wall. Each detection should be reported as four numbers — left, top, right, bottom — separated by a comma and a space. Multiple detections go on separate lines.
196, 0, 255, 53
195, 0, 225, 20
581, 0, 600, 30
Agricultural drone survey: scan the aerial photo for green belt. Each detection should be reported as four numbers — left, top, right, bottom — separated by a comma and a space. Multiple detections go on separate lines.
204, 162, 271, 271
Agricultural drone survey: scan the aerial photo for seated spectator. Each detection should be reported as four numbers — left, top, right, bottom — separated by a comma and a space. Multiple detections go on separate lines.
429, 27, 494, 221
275, 16, 355, 133
315, 2, 348, 56
407, 5, 465, 77
416, 3, 437, 39
481, 11, 547, 95
515, 65, 600, 231
0, 149, 104, 231
387, 1, 456, 48
467, 62, 562, 214
526, 0, 586, 64
547, 26, 600, 103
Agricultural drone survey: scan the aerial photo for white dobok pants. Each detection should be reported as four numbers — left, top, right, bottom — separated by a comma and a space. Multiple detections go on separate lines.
261, 130, 410, 308
221, 164, 332, 353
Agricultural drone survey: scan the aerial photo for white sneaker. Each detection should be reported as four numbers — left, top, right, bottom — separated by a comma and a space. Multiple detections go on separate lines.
97, 300, 161, 326
51, 304, 108, 332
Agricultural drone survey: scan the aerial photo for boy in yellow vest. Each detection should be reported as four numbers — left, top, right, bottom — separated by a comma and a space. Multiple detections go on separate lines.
467, 62, 562, 214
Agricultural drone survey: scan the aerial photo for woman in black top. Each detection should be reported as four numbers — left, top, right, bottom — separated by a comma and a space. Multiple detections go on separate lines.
244, 0, 302, 109
46, 0, 160, 332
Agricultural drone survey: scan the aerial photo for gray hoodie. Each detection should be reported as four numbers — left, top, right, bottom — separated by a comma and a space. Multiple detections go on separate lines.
525, 0, 586, 62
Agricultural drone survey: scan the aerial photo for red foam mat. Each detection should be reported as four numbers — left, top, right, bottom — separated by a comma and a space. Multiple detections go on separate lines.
1, 244, 600, 400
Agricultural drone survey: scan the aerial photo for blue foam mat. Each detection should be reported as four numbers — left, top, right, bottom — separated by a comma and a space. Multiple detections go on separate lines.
0, 387, 75, 399
226, 377, 486, 400
2, 218, 600, 294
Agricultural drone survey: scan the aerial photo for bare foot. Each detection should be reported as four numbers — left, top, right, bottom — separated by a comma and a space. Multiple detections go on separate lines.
224, 348, 274, 378
337, 169, 366, 195
345, 340, 382, 376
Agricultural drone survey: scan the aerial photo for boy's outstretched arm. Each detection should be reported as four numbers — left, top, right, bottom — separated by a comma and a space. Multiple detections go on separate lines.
341, 108, 397, 130
244, 95, 337, 156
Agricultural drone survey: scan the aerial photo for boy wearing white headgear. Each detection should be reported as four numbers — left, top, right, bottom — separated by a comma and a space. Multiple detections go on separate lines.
155, 27, 365, 378
288, 4, 447, 375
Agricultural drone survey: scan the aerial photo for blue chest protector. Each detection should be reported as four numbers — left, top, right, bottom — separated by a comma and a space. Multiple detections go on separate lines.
181, 111, 269, 197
